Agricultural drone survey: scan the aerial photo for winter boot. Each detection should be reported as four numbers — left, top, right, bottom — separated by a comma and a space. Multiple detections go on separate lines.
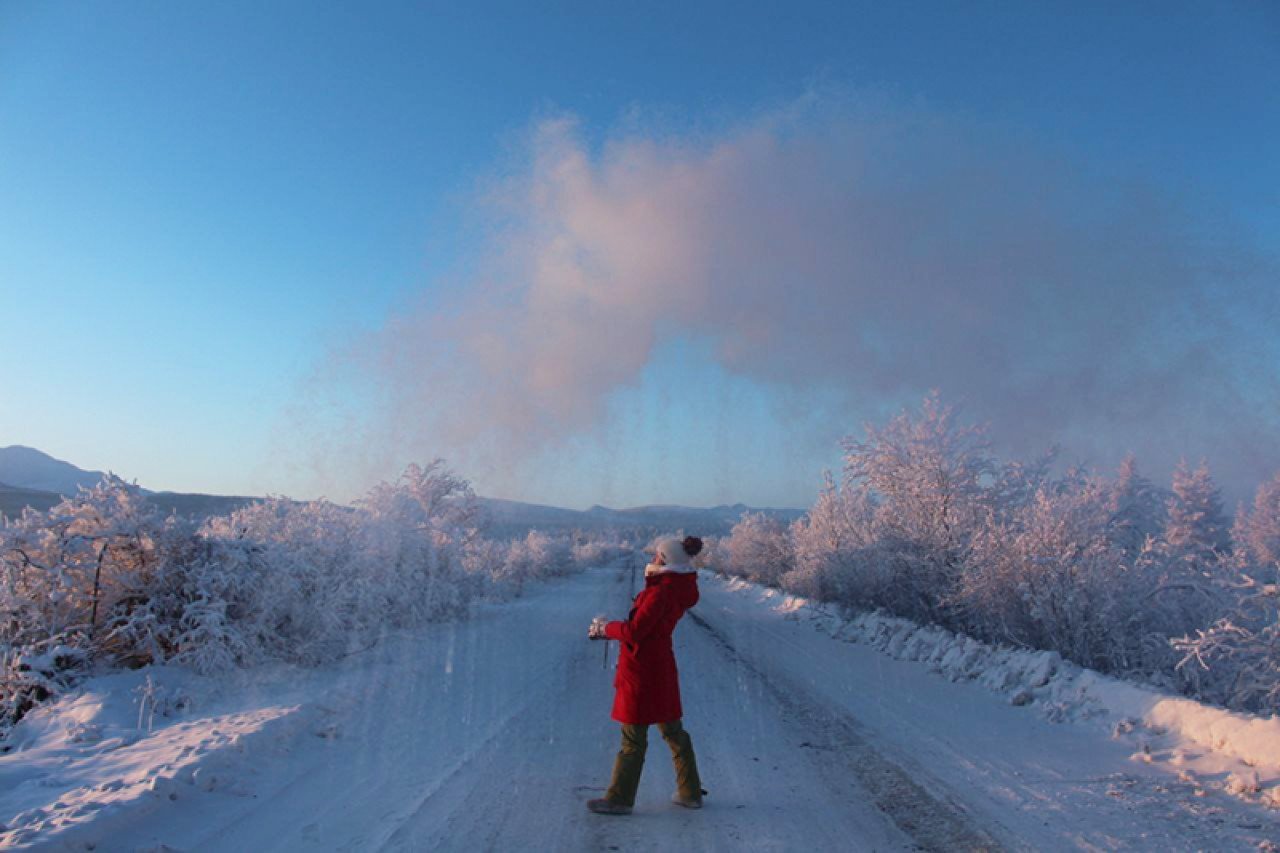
672, 788, 707, 809
587, 798, 633, 816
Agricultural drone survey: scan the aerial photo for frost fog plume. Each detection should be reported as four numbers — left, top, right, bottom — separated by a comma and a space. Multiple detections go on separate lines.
334, 96, 1278, 497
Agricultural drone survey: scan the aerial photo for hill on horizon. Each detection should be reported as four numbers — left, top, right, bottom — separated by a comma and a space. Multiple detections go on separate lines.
0, 446, 805, 534
0, 445, 128, 496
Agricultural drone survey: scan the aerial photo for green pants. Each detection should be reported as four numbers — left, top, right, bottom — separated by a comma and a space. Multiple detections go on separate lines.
605, 719, 702, 807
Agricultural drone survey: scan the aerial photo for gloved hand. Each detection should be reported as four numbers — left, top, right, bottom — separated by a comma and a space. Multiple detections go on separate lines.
588, 616, 608, 640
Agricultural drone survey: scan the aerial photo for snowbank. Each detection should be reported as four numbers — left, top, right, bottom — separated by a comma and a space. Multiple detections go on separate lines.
0, 565, 625, 850
714, 573, 1280, 801
0, 666, 313, 849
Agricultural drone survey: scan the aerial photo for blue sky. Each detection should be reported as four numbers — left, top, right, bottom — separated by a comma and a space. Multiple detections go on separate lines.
1, 2, 1277, 508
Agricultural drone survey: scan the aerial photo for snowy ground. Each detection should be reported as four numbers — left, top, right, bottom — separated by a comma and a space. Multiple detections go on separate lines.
2, 566, 1278, 851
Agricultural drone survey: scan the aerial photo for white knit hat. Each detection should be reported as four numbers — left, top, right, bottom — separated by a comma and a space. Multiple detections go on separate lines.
657, 537, 690, 565
655, 537, 695, 571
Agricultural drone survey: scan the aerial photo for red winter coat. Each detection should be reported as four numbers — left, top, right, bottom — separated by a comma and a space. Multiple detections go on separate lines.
604, 571, 700, 725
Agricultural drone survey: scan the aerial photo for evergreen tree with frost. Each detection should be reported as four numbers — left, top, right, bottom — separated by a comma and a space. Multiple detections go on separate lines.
1164, 459, 1231, 563
1232, 471, 1280, 579
1106, 454, 1164, 561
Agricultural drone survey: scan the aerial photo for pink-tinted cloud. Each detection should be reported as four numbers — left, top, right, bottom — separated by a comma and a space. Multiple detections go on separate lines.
318, 96, 1278, 502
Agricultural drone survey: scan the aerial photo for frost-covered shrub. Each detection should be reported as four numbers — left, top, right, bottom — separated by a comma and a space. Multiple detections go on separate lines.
0, 477, 214, 727
964, 481, 1107, 661
0, 460, 521, 732
102, 533, 259, 675
784, 474, 883, 605
724, 513, 793, 586
1232, 471, 1280, 579
1164, 459, 1232, 564
570, 538, 632, 569
0, 645, 88, 732
1176, 576, 1280, 714
1172, 473, 1280, 714
194, 460, 482, 664
843, 392, 992, 623
483, 530, 568, 599
523, 530, 574, 579
0, 477, 166, 660
200, 498, 360, 665
961, 477, 1167, 673
1103, 454, 1166, 561
458, 530, 614, 602
461, 538, 512, 600
719, 392, 1277, 714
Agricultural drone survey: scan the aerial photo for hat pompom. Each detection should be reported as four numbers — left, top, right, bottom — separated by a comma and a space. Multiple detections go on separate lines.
655, 536, 702, 571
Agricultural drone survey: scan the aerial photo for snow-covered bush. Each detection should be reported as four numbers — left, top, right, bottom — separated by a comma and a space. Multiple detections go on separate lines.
1231, 470, 1280, 579
460, 538, 513, 600
458, 530, 617, 602
1104, 454, 1166, 561
842, 392, 993, 623
522, 530, 573, 579
961, 477, 1124, 669
723, 513, 794, 586
1164, 459, 1232, 564
2, 459, 595, 733
783, 474, 882, 604
1176, 576, 1280, 714
0, 645, 88, 733
570, 537, 632, 570
479, 529, 574, 599
719, 392, 1277, 714
0, 476, 211, 728
1172, 472, 1280, 714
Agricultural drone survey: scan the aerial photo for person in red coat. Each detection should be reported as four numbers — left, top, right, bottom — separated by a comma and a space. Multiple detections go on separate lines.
586, 535, 705, 815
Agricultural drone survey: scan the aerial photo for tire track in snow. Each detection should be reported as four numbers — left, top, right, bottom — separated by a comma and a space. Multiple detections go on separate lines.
366, 652, 578, 852
687, 610, 1003, 853
370, 568, 622, 851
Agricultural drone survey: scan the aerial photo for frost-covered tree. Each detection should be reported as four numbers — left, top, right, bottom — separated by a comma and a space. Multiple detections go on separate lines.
362, 460, 482, 543
1106, 454, 1165, 561
522, 530, 573, 579
1232, 471, 1280, 580
679, 394, 1279, 710
0, 477, 235, 725
784, 473, 881, 604
1176, 576, 1280, 714
724, 513, 794, 586
569, 537, 632, 570
1, 459, 597, 732
961, 475, 1139, 669
357, 460, 484, 627
986, 447, 1058, 523
842, 392, 993, 621
460, 538, 512, 599
0, 476, 206, 669
1164, 459, 1231, 563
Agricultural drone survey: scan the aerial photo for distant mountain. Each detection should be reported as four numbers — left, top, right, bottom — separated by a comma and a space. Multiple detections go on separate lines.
145, 492, 260, 519
0, 446, 256, 521
481, 497, 600, 529
1, 446, 805, 534
0, 445, 125, 496
478, 497, 804, 538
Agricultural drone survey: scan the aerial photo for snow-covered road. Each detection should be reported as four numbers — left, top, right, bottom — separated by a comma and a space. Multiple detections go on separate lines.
6, 565, 1279, 851
124, 565, 928, 851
